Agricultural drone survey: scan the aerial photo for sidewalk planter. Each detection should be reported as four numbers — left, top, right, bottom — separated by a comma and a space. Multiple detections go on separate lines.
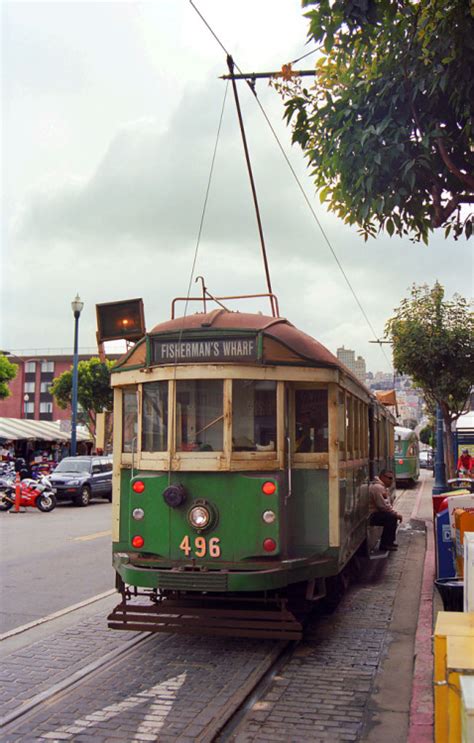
435, 578, 464, 612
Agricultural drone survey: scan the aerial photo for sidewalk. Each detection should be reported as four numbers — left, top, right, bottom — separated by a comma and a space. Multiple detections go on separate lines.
408, 471, 440, 743
363, 470, 438, 742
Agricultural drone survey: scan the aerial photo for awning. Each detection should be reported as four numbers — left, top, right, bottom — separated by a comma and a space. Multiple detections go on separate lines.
375, 389, 399, 415
0, 417, 91, 443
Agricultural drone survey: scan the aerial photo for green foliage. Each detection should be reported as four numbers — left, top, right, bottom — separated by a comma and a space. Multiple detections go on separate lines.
419, 424, 434, 446
50, 358, 115, 434
276, 0, 474, 241
0, 355, 18, 400
386, 282, 473, 415
385, 282, 473, 466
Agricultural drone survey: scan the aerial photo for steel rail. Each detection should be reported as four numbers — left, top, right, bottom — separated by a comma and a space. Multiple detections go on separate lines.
0, 631, 154, 729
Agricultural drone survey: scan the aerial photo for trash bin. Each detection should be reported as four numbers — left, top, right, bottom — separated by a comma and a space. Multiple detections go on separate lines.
435, 578, 464, 612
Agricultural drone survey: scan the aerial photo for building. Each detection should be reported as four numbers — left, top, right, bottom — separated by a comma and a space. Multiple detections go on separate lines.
336, 346, 367, 384
0, 354, 118, 422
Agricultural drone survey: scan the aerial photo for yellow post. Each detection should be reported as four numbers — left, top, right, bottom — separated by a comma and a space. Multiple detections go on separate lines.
446, 636, 474, 742
434, 612, 474, 742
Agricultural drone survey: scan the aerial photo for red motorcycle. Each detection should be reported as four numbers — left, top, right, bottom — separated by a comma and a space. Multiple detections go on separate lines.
0, 477, 57, 512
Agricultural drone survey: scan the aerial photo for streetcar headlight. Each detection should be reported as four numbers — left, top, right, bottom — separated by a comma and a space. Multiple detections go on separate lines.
188, 505, 210, 529
262, 510, 276, 524
132, 508, 145, 521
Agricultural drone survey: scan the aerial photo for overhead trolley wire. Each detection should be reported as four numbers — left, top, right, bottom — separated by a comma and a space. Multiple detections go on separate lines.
189, 0, 393, 370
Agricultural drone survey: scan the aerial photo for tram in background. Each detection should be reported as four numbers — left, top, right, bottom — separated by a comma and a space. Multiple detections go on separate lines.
106, 297, 395, 639
394, 425, 420, 486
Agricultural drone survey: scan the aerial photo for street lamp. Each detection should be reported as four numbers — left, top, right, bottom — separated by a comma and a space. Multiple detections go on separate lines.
70, 294, 84, 456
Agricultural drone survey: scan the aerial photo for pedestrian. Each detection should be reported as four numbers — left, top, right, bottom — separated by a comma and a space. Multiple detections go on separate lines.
457, 449, 473, 474
369, 469, 403, 551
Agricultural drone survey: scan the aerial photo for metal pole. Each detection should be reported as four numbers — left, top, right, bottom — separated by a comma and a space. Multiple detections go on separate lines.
432, 403, 447, 495
71, 311, 80, 457
227, 55, 276, 317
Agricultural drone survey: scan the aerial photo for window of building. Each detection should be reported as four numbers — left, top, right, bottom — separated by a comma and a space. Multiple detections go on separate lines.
39, 402, 53, 413
295, 389, 328, 453
40, 382, 52, 394
176, 380, 223, 452
25, 361, 36, 373
142, 383, 168, 452
41, 360, 54, 373
24, 402, 34, 414
232, 380, 277, 451
24, 382, 35, 393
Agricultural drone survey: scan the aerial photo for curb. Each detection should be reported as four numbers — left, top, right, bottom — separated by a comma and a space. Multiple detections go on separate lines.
408, 476, 435, 742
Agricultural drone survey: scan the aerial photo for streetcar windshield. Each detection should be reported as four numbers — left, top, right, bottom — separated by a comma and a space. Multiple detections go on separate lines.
232, 380, 276, 451
142, 381, 168, 452
295, 389, 328, 453
122, 388, 138, 453
176, 380, 223, 452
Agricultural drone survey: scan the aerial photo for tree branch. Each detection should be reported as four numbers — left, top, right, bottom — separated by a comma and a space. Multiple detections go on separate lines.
436, 138, 474, 189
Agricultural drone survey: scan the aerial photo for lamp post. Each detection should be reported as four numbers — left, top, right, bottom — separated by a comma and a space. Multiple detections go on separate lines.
70, 294, 84, 457
432, 403, 448, 495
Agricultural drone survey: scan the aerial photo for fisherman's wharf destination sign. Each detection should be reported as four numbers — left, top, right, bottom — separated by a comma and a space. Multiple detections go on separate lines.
151, 336, 259, 364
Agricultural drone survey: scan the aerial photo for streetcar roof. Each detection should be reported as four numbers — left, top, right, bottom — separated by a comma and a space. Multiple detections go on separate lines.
394, 426, 418, 439
112, 309, 374, 395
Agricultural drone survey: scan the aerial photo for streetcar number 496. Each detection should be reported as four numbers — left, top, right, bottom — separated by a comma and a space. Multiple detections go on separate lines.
179, 535, 221, 558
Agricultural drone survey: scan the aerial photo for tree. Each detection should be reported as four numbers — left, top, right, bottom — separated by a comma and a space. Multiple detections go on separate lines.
275, 0, 474, 242
50, 358, 115, 437
419, 424, 434, 447
385, 282, 473, 474
0, 355, 18, 399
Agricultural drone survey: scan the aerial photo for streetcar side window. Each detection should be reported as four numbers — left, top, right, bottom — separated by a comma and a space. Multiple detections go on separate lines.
176, 380, 223, 452
294, 389, 328, 453
142, 382, 168, 452
232, 380, 277, 451
122, 388, 138, 453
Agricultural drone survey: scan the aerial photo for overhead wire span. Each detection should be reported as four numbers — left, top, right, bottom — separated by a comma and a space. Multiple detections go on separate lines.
189, 0, 393, 370
168, 79, 229, 485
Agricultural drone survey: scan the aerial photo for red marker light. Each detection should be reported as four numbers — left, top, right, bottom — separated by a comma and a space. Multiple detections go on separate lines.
132, 535, 144, 549
132, 481, 145, 494
263, 538, 277, 552
262, 481, 276, 495
398, 459, 404, 465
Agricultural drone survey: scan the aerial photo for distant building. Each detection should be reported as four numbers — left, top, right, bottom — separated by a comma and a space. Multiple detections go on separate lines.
337, 346, 367, 384
0, 353, 119, 422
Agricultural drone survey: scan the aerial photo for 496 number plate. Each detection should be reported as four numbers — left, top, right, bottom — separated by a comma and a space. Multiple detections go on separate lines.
179, 535, 221, 558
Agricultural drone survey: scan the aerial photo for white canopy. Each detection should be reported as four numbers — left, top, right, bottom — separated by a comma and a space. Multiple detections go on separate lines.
0, 417, 90, 442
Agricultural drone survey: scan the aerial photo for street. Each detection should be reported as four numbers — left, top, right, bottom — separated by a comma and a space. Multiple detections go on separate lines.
0, 500, 114, 634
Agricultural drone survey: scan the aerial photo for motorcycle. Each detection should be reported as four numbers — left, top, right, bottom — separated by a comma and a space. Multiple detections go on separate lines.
0, 477, 57, 512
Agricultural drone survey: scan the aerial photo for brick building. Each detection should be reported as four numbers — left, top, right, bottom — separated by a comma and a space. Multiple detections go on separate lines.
0, 354, 118, 422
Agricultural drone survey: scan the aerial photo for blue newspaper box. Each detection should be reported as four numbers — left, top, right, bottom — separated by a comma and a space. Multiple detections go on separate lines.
435, 508, 456, 579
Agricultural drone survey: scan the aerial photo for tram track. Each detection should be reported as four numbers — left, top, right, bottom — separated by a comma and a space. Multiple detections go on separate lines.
0, 630, 153, 729
0, 619, 290, 741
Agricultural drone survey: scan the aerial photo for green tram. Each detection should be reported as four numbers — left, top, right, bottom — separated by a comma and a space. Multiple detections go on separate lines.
108, 304, 395, 638
394, 425, 420, 486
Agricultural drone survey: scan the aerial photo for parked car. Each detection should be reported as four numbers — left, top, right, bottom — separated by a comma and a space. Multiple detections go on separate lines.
50, 456, 112, 506
419, 450, 434, 469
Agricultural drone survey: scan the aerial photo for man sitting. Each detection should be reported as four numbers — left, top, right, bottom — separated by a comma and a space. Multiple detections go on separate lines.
369, 469, 403, 551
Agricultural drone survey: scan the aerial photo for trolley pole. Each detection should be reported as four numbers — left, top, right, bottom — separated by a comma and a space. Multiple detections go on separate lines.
432, 404, 447, 494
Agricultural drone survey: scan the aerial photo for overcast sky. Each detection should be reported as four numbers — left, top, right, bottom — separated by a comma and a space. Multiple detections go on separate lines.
2, 0, 472, 373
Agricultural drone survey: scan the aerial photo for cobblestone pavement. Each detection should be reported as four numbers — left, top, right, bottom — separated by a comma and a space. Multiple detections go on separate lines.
2, 630, 281, 742
0, 611, 144, 713
227, 485, 422, 743
0, 486, 422, 742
